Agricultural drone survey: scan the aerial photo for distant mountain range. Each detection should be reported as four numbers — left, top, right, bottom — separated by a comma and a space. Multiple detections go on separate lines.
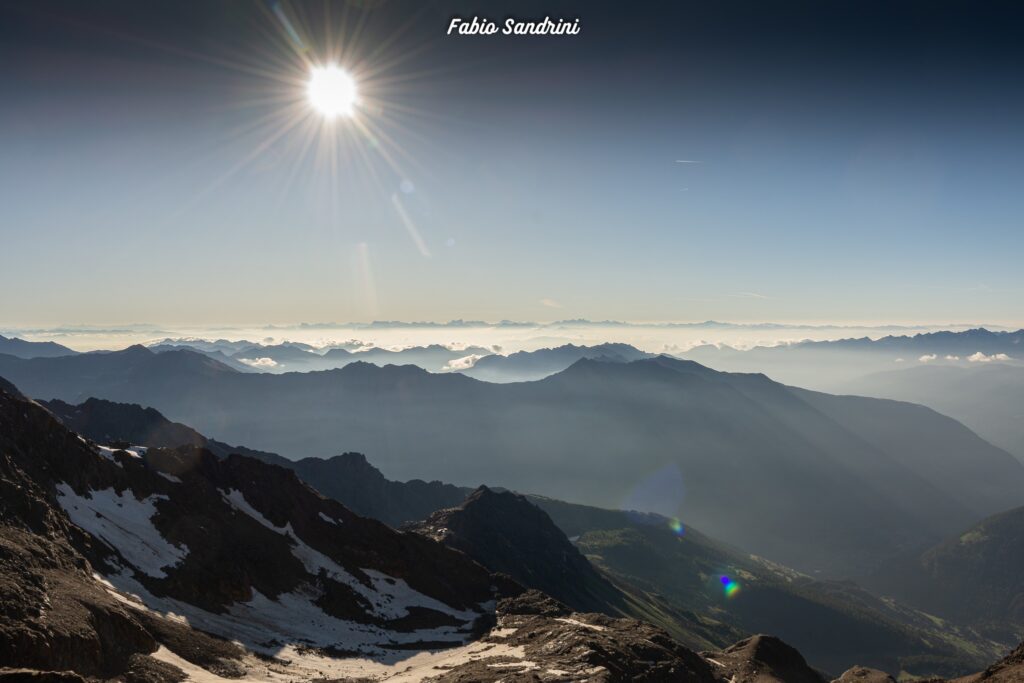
150, 338, 654, 379
43, 395, 467, 527
682, 328, 1023, 389
0, 334, 77, 359
150, 339, 492, 373
678, 329, 1024, 462
2, 346, 1021, 578
222, 319, 1005, 331
36, 392, 1005, 676
460, 342, 656, 382
780, 328, 1022, 356
844, 364, 1024, 462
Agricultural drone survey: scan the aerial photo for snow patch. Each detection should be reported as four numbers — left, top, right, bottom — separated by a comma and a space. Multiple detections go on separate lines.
94, 446, 124, 468
57, 484, 188, 578
96, 445, 143, 460
92, 444, 147, 468
99, 573, 487, 667
221, 488, 478, 621
318, 511, 339, 525
488, 627, 519, 639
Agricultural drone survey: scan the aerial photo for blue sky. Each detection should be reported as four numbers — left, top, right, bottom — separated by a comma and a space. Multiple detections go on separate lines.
2, 0, 1023, 326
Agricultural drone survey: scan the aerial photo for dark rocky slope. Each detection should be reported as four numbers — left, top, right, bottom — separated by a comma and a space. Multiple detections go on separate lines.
43, 397, 465, 526
409, 487, 626, 614
868, 504, 1024, 643
38, 393, 1004, 677
704, 635, 827, 683
2, 379, 838, 682
950, 641, 1024, 683
0, 383, 496, 678
407, 486, 742, 651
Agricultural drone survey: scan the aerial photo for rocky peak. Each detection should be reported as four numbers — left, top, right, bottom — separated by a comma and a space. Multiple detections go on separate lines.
409, 485, 630, 615
705, 634, 828, 683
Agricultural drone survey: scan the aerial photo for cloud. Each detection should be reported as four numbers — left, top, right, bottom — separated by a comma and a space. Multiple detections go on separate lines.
945, 355, 960, 361
443, 354, 486, 372
237, 357, 279, 368
895, 358, 905, 363
675, 159, 702, 164
540, 298, 563, 309
968, 352, 1012, 363
725, 292, 769, 299
918, 354, 938, 362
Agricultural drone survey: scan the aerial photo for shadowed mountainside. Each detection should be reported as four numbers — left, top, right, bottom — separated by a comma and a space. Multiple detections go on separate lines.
6, 378, 945, 681
845, 364, 1024, 462
459, 342, 655, 382
0, 334, 77, 359
682, 328, 1024, 390
35, 393, 1006, 677
2, 381, 773, 681
868, 504, 1024, 644
2, 348, 1021, 576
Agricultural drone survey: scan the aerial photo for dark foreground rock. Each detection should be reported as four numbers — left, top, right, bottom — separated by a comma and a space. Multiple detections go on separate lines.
952, 641, 1024, 682
832, 666, 898, 683
703, 634, 828, 683
434, 590, 719, 682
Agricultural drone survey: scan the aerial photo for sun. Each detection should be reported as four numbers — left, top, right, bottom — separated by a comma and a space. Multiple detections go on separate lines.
307, 65, 358, 118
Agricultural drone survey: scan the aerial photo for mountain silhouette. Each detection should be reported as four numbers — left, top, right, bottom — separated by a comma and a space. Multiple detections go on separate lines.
0, 334, 77, 359
2, 350, 1022, 576
461, 342, 655, 382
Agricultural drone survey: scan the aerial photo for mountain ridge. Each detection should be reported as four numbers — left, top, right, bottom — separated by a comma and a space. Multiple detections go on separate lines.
2, 351, 1021, 576
4, 378, 934, 682
0, 334, 77, 359
32, 390, 1007, 676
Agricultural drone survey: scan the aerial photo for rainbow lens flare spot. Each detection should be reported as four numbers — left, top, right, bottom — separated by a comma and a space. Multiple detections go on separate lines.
668, 518, 685, 536
720, 575, 740, 598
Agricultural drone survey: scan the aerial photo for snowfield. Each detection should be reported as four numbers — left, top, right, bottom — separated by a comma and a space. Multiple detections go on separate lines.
56, 484, 188, 578
150, 639, 535, 682
220, 488, 482, 621
96, 571, 528, 682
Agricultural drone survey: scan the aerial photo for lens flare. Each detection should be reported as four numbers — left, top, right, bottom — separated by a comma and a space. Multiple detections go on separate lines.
668, 517, 685, 536
720, 575, 740, 598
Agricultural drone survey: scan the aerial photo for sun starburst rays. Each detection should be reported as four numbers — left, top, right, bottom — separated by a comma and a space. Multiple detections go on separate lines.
115, 0, 466, 317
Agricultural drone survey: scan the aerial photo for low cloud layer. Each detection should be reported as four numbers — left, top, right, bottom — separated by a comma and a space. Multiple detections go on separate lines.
968, 351, 1012, 363
443, 354, 486, 372
238, 357, 279, 368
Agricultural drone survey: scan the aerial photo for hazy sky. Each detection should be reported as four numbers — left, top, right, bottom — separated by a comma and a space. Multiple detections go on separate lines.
2, 0, 1023, 326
